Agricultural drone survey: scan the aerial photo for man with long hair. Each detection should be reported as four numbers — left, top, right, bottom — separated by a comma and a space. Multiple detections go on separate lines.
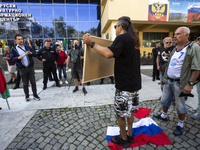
83, 16, 141, 147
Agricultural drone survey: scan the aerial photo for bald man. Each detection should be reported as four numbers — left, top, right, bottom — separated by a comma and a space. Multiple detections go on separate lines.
153, 27, 200, 136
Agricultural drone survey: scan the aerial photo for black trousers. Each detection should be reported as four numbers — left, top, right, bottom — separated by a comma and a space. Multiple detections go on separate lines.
153, 62, 159, 79
19, 66, 37, 97
15, 69, 21, 87
43, 62, 59, 84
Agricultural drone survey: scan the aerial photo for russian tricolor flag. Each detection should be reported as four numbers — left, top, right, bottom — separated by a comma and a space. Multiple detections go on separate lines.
107, 117, 172, 150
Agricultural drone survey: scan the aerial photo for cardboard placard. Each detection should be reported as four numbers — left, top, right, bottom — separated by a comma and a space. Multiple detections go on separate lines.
82, 36, 114, 83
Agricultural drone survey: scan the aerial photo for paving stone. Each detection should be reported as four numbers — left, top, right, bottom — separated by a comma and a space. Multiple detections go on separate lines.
52, 143, 62, 150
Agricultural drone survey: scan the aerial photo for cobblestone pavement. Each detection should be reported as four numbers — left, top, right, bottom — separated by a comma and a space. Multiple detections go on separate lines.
5, 100, 200, 150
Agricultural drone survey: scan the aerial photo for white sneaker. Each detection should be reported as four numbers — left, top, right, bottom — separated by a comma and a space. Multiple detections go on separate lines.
189, 108, 198, 113
59, 80, 62, 85
65, 80, 68, 84
191, 112, 200, 119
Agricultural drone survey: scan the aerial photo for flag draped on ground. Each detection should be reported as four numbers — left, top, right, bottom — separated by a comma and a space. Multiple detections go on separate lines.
133, 107, 151, 119
0, 66, 10, 99
107, 117, 172, 150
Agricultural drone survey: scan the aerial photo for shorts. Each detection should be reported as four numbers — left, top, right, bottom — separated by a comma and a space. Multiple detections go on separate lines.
7, 62, 16, 73
114, 89, 139, 118
71, 68, 83, 79
161, 79, 187, 114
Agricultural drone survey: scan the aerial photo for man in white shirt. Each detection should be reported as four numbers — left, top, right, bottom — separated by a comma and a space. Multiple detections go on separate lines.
153, 27, 200, 136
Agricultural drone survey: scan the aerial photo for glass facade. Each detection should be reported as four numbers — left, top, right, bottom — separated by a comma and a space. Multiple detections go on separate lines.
143, 32, 169, 47
0, 0, 101, 49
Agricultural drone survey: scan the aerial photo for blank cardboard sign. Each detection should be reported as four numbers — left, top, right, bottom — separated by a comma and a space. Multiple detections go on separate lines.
82, 36, 114, 83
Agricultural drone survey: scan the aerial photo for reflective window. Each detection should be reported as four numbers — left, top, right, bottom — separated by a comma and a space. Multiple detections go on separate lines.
90, 0, 100, 5
66, 5, 78, 21
0, 24, 6, 39
18, 22, 31, 38
31, 22, 43, 38
41, 5, 53, 21
143, 32, 169, 47
79, 22, 90, 37
54, 5, 66, 21
90, 22, 99, 36
5, 22, 18, 39
67, 22, 78, 37
29, 5, 42, 22
90, 6, 98, 21
43, 22, 55, 38
78, 6, 89, 21
55, 22, 67, 38
17, 5, 28, 14
15, 0, 27, 4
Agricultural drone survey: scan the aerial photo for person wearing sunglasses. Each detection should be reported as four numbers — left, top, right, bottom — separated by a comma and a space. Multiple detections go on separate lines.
83, 16, 141, 148
157, 37, 175, 93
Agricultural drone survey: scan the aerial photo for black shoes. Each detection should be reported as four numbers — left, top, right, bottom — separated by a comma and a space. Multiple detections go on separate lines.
13, 85, 20, 90
173, 126, 183, 136
127, 135, 134, 143
43, 84, 47, 90
153, 114, 169, 121
73, 86, 79, 93
56, 82, 61, 87
34, 95, 41, 101
82, 87, 87, 95
152, 78, 155, 81
26, 96, 30, 102
111, 135, 129, 148
7, 80, 13, 84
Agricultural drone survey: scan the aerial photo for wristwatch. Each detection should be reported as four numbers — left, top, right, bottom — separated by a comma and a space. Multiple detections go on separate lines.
90, 41, 95, 48
188, 81, 195, 86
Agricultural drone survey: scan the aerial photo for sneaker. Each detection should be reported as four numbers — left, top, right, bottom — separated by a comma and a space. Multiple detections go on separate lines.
189, 108, 198, 113
82, 87, 87, 95
173, 126, 183, 136
26, 96, 30, 102
191, 112, 200, 119
152, 78, 155, 81
65, 80, 68, 84
34, 95, 41, 101
59, 80, 62, 85
153, 114, 169, 121
73, 86, 79, 93
110, 135, 129, 148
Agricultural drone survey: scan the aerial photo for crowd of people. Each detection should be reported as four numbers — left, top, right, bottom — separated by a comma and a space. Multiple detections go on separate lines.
1, 16, 200, 148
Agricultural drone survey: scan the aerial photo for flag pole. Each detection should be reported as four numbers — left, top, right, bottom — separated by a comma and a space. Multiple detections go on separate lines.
4, 95, 10, 110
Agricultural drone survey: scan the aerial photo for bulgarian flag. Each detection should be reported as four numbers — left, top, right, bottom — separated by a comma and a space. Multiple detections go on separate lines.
107, 117, 172, 150
0, 66, 10, 99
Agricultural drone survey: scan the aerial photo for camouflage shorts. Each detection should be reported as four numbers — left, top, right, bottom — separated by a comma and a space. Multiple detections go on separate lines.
114, 89, 139, 118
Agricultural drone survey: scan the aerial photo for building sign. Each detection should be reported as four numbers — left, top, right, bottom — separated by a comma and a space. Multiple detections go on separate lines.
169, 0, 200, 23
148, 0, 168, 21
0, 4, 32, 22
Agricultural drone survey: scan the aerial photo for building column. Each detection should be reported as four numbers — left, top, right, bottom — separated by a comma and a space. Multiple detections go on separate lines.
139, 31, 143, 47
169, 32, 173, 39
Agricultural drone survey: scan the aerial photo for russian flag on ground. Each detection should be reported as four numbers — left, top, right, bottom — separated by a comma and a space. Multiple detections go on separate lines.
107, 117, 172, 150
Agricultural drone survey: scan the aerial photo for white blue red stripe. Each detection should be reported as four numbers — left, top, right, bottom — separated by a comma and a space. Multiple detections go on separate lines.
106, 117, 172, 150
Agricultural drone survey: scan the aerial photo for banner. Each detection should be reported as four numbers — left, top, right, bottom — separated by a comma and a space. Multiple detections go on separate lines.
169, 0, 200, 22
148, 0, 168, 21
82, 36, 114, 83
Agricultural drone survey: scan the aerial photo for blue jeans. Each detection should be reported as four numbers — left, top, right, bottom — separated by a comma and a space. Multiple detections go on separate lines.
57, 64, 67, 80
160, 73, 164, 92
63, 46, 68, 54
161, 79, 187, 114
